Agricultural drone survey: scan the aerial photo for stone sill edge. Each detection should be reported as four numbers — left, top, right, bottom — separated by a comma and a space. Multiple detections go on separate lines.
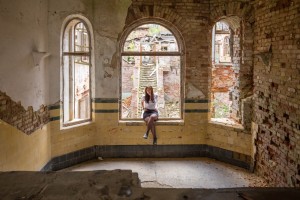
209, 120, 244, 131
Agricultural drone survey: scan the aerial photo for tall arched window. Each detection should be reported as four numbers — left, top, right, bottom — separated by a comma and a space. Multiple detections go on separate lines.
120, 23, 183, 120
211, 21, 233, 119
61, 18, 92, 127
211, 19, 244, 124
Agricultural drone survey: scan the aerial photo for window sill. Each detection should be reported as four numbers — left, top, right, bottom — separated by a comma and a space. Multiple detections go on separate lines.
118, 119, 184, 126
61, 119, 93, 130
213, 63, 232, 67
209, 118, 243, 130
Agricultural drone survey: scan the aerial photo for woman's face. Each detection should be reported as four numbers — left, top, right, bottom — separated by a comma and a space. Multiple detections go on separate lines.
146, 88, 152, 95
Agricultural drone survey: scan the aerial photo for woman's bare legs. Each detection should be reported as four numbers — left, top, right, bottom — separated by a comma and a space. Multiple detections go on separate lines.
145, 114, 158, 144
143, 117, 150, 138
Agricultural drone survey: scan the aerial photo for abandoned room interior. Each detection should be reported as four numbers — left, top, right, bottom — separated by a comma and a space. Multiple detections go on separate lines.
0, 0, 299, 199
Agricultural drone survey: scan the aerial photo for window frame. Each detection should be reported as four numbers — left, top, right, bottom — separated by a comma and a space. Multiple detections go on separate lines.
119, 19, 185, 121
61, 17, 92, 128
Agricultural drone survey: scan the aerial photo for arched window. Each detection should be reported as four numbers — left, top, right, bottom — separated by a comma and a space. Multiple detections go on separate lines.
120, 23, 183, 120
61, 17, 92, 127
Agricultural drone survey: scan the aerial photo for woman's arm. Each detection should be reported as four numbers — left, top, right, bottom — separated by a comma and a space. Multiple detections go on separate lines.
141, 95, 146, 111
141, 99, 145, 110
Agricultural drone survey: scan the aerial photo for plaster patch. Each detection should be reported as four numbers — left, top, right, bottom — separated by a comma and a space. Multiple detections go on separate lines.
186, 82, 205, 99
32, 51, 50, 67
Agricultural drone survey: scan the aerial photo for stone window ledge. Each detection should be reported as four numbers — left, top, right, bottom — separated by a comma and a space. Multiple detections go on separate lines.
60, 120, 94, 130
214, 63, 233, 67
118, 120, 184, 126
209, 118, 243, 130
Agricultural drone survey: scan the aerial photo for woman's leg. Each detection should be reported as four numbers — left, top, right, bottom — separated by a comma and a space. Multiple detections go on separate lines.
147, 114, 157, 134
151, 124, 156, 138
143, 117, 150, 138
148, 114, 158, 144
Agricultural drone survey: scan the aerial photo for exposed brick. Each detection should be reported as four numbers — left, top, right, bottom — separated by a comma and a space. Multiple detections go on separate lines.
0, 90, 50, 135
128, 0, 299, 187
253, 0, 300, 187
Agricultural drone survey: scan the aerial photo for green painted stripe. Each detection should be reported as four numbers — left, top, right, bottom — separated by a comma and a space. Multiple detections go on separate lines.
92, 109, 118, 113
49, 105, 60, 110
92, 98, 118, 103
185, 99, 210, 103
50, 116, 60, 121
185, 109, 210, 113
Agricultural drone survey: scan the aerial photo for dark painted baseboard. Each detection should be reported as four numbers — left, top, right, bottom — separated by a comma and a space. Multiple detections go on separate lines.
41, 145, 251, 171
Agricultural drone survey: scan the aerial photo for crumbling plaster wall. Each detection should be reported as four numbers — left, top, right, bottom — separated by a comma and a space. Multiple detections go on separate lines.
0, 0, 51, 171
0, 0, 49, 110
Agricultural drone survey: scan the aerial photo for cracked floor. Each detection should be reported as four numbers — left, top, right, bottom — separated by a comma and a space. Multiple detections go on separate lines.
62, 157, 268, 188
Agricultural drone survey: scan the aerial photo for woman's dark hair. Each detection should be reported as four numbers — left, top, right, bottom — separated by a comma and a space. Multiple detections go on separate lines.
144, 86, 154, 103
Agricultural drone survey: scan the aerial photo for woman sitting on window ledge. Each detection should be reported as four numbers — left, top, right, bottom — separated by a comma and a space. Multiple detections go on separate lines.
141, 86, 158, 145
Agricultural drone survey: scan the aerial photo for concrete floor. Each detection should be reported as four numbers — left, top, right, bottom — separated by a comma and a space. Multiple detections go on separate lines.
1, 170, 300, 200
1, 159, 299, 199
63, 157, 268, 188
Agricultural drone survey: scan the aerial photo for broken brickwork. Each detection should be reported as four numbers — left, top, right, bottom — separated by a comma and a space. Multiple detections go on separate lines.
211, 65, 235, 93
253, 0, 300, 187
0, 91, 49, 135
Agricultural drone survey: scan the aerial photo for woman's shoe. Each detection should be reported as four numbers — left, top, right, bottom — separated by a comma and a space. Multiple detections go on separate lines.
153, 137, 157, 145
143, 132, 148, 139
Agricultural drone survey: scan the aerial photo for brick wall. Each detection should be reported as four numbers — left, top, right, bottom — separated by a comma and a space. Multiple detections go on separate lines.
211, 65, 235, 92
231, 28, 242, 121
253, 0, 300, 186
0, 91, 49, 135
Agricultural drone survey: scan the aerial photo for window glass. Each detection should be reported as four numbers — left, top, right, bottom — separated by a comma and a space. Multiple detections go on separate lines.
62, 20, 91, 126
